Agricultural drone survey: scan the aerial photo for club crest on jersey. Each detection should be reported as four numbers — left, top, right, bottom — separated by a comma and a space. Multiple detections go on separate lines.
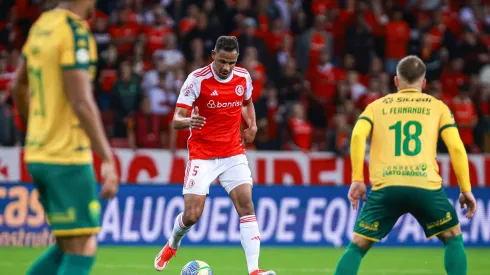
235, 85, 245, 96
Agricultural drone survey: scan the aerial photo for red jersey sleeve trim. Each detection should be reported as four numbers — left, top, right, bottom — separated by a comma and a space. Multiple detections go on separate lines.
243, 98, 252, 105
176, 103, 192, 110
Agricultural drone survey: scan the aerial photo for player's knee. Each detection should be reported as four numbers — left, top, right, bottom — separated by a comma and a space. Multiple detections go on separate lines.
352, 234, 374, 251
437, 226, 462, 243
57, 235, 97, 256
236, 200, 255, 216
183, 208, 203, 225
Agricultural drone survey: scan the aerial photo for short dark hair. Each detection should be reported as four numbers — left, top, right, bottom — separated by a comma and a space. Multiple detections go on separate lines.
215, 36, 239, 53
396, 55, 426, 84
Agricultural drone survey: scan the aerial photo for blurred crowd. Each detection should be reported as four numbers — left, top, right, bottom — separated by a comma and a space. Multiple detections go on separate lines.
2, 0, 490, 154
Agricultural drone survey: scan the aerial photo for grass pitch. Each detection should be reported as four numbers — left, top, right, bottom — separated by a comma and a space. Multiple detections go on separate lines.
1, 247, 489, 274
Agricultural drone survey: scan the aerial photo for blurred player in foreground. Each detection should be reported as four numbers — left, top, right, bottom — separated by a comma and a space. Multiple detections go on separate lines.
11, 0, 119, 274
334, 56, 477, 275
154, 36, 275, 275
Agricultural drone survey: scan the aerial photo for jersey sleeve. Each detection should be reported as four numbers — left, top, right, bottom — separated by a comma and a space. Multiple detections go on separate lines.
439, 102, 456, 134
59, 19, 92, 70
176, 75, 200, 110
244, 72, 253, 103
358, 103, 374, 128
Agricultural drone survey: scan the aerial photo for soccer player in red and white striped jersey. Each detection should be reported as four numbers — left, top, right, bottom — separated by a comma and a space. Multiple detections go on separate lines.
154, 36, 275, 275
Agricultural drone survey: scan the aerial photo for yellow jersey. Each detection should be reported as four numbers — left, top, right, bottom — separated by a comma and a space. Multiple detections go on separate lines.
358, 88, 456, 191
22, 9, 97, 164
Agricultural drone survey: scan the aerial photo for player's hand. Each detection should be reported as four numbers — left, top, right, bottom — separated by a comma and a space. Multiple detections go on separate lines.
190, 106, 206, 130
100, 160, 119, 199
242, 125, 257, 144
459, 192, 477, 219
348, 181, 367, 210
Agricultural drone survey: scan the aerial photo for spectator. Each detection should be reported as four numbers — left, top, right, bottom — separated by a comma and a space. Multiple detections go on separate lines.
109, 8, 139, 57
296, 14, 329, 72
345, 12, 374, 75
0, 51, 14, 95
183, 12, 219, 62
268, 34, 294, 84
306, 47, 346, 103
241, 46, 266, 103
254, 83, 280, 150
449, 83, 478, 152
142, 54, 168, 94
287, 103, 312, 151
143, 6, 172, 57
357, 77, 383, 111
97, 44, 119, 111
111, 61, 142, 137
92, 16, 111, 57
327, 112, 351, 156
153, 33, 185, 72
347, 70, 367, 101
457, 29, 490, 75
177, 3, 199, 38
440, 58, 469, 98
263, 17, 292, 55
148, 72, 176, 123
236, 18, 267, 64
385, 9, 410, 74
128, 97, 165, 149
277, 57, 302, 104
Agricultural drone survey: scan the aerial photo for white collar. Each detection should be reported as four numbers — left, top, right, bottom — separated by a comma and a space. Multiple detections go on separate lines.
210, 62, 234, 83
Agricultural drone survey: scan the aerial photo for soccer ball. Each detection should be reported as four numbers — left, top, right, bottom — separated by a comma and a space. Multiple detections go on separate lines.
181, 260, 213, 275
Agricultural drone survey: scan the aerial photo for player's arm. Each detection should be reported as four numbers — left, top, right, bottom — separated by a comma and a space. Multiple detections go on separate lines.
10, 56, 29, 121
241, 72, 257, 143
173, 74, 205, 130
348, 105, 373, 210
351, 109, 373, 183
441, 128, 471, 192
242, 100, 257, 143
439, 104, 471, 193
63, 70, 113, 162
439, 103, 476, 218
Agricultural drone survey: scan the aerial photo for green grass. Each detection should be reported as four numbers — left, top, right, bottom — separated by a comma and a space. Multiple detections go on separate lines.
1, 247, 489, 274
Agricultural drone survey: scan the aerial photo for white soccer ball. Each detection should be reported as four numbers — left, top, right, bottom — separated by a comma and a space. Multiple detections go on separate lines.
181, 260, 213, 275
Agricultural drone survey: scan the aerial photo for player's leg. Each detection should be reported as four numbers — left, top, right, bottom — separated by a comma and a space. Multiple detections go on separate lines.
335, 187, 404, 275
28, 164, 101, 275
56, 235, 97, 275
410, 187, 466, 275
438, 226, 467, 275
26, 163, 64, 275
169, 194, 207, 248
155, 159, 212, 271
220, 155, 275, 275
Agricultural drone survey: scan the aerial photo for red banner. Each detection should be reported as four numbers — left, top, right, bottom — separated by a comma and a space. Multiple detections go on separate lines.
0, 148, 487, 187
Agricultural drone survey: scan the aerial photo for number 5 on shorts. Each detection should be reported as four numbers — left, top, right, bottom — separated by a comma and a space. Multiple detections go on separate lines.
192, 166, 199, 176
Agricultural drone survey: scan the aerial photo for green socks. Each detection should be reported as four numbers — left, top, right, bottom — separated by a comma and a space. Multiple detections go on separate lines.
334, 242, 368, 275
444, 234, 467, 275
27, 245, 64, 275
57, 254, 95, 275
26, 245, 95, 275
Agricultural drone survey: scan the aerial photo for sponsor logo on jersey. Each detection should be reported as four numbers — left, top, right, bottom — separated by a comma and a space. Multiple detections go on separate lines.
207, 100, 242, 109
235, 85, 244, 96
211, 90, 219, 96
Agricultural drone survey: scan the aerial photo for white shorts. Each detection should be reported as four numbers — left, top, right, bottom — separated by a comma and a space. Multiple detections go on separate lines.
183, 154, 253, 195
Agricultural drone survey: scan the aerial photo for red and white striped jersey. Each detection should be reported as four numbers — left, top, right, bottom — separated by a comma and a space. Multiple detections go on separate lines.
176, 64, 253, 160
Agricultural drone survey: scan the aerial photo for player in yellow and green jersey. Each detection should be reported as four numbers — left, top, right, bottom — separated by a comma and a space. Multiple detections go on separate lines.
11, 1, 119, 275
334, 56, 477, 275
